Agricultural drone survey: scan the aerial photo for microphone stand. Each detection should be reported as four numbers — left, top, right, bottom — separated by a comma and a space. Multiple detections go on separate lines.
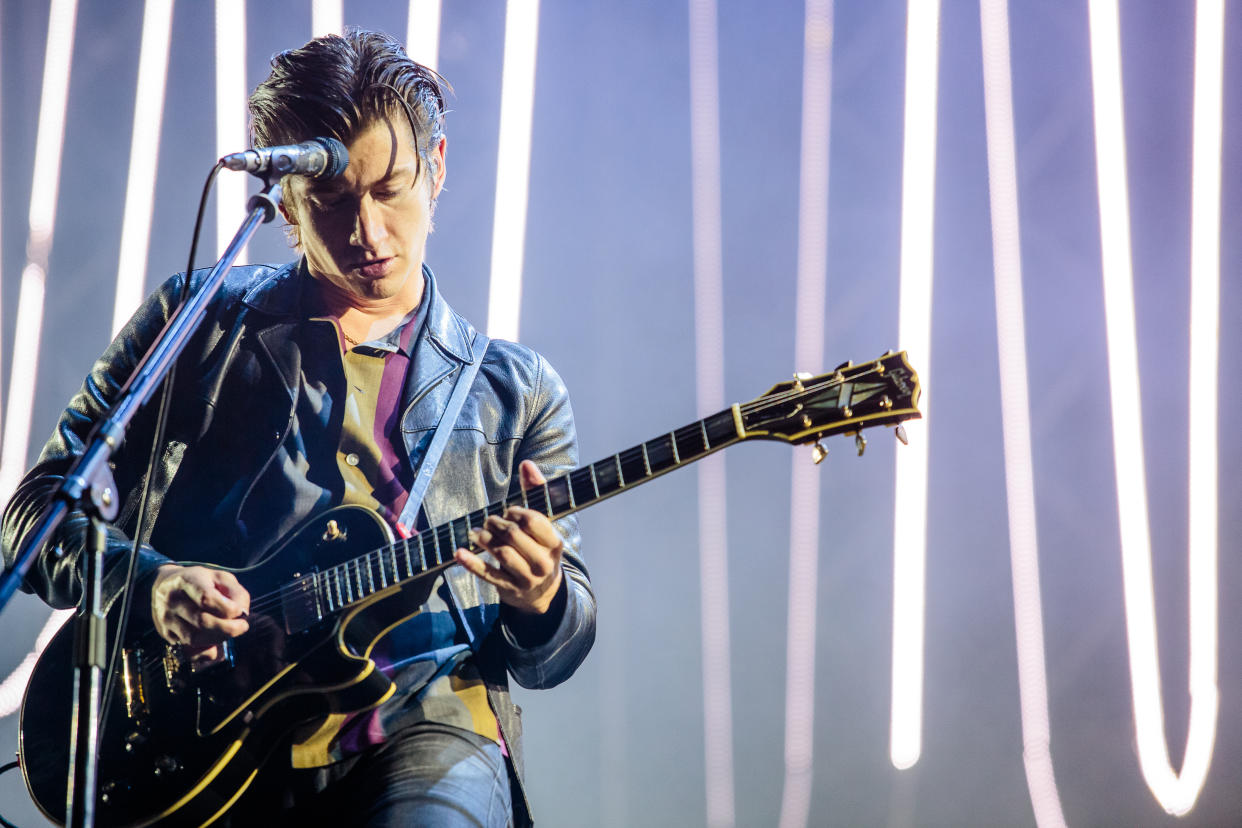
0, 175, 283, 828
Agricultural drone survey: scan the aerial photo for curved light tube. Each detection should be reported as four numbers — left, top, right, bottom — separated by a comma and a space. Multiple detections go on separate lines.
1086, 0, 1221, 815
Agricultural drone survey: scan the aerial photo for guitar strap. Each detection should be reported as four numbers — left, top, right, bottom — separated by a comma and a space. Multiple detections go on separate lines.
397, 329, 490, 534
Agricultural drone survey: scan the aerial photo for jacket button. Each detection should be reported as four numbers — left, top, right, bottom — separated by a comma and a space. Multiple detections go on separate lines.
345, 452, 360, 466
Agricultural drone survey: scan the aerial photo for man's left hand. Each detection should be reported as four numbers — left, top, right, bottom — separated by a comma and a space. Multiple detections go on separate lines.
455, 460, 564, 616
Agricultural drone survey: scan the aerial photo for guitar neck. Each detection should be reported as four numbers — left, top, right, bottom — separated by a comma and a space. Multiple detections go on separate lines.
302, 350, 920, 616
438, 404, 745, 552
301, 405, 745, 616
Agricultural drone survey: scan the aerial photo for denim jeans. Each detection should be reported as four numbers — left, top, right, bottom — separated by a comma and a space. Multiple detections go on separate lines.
224, 722, 513, 827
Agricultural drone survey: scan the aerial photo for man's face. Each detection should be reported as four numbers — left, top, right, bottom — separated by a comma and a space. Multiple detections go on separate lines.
283, 115, 446, 307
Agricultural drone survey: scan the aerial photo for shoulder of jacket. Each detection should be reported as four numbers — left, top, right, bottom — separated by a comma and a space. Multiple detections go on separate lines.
480, 338, 551, 391
158, 262, 283, 300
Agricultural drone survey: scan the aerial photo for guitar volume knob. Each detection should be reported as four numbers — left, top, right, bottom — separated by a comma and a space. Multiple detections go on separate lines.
153, 755, 180, 777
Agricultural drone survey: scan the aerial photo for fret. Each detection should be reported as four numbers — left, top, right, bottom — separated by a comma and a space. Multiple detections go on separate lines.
704, 410, 739, 448
565, 473, 577, 508
590, 464, 601, 499
569, 467, 595, 507
365, 557, 376, 594
445, 522, 457, 563
646, 434, 676, 472
338, 569, 349, 605
593, 457, 619, 495
619, 448, 647, 486
313, 575, 324, 620
379, 550, 389, 588
547, 476, 572, 515
403, 537, 415, 579
614, 455, 626, 487
699, 420, 709, 452
432, 526, 443, 566
641, 443, 651, 476
527, 483, 551, 517
320, 573, 334, 613
669, 431, 681, 464
674, 424, 701, 464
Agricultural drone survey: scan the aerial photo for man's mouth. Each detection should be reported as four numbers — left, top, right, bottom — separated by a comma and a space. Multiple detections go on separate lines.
356, 257, 395, 278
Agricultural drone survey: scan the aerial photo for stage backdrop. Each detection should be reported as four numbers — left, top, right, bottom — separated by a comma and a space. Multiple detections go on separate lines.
1, 2, 1240, 826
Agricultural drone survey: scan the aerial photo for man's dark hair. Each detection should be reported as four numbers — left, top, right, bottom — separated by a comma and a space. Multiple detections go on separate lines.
249, 28, 448, 181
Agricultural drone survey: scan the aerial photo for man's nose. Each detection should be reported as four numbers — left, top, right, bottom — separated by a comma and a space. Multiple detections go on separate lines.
350, 196, 386, 248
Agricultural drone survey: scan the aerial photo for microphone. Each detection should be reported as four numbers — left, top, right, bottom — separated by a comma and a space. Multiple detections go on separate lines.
220, 137, 349, 179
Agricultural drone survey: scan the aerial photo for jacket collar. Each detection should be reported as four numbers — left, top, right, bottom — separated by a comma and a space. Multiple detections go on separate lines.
419, 265, 478, 366
240, 259, 303, 316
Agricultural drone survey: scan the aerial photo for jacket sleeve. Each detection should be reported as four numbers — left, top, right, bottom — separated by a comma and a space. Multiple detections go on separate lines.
0, 276, 187, 610
498, 354, 597, 689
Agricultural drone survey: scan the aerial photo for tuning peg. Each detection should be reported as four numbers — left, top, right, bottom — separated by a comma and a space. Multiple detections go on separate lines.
811, 442, 829, 464
895, 424, 908, 445
854, 432, 867, 456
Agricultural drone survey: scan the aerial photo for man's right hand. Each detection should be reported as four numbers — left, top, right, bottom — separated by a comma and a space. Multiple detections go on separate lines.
151, 564, 251, 663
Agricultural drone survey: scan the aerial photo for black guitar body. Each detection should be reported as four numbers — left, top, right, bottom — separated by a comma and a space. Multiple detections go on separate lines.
20, 505, 440, 828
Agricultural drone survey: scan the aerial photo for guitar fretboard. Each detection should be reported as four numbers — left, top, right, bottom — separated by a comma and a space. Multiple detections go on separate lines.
281, 407, 743, 629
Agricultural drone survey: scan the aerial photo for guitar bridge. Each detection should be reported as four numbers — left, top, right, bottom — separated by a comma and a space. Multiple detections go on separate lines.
162, 646, 189, 694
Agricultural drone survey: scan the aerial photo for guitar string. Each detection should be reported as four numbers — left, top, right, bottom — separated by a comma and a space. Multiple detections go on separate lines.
130, 364, 899, 671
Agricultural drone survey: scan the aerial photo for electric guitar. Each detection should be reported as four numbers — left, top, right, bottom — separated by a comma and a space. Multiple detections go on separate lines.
20, 352, 921, 827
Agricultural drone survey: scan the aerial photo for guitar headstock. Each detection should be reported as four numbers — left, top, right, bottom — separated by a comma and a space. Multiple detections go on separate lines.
739, 351, 921, 453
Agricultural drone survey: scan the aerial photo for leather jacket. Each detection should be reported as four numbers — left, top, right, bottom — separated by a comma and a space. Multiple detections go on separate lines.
1, 260, 596, 825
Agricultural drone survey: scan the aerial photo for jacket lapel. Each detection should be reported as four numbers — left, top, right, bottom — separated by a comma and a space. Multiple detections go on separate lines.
243, 260, 304, 406
400, 266, 480, 431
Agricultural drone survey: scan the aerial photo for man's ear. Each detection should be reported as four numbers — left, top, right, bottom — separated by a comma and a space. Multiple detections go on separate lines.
277, 196, 301, 247
430, 136, 447, 200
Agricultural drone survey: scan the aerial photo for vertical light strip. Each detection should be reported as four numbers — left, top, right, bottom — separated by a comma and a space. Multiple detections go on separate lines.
0, 609, 73, 718
889, 0, 939, 771
111, 0, 175, 336
0, 0, 79, 503
687, 1, 734, 825
1087, 0, 1222, 814
311, 0, 343, 38
407, 0, 442, 69
777, 3, 832, 827
215, 0, 247, 262
1086, 0, 1221, 815
1183, 0, 1223, 807
978, 1, 1068, 824
484, 0, 540, 342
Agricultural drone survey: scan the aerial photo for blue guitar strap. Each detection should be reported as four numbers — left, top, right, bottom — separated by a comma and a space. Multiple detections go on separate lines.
396, 330, 489, 535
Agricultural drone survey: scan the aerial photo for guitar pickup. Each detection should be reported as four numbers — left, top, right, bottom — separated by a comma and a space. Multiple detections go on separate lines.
121, 647, 148, 720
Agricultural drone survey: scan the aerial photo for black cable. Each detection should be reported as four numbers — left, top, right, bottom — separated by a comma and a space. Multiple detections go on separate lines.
99, 161, 224, 730
0, 759, 22, 828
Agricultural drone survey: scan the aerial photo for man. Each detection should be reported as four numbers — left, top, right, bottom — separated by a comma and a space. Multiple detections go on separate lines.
1, 29, 594, 826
